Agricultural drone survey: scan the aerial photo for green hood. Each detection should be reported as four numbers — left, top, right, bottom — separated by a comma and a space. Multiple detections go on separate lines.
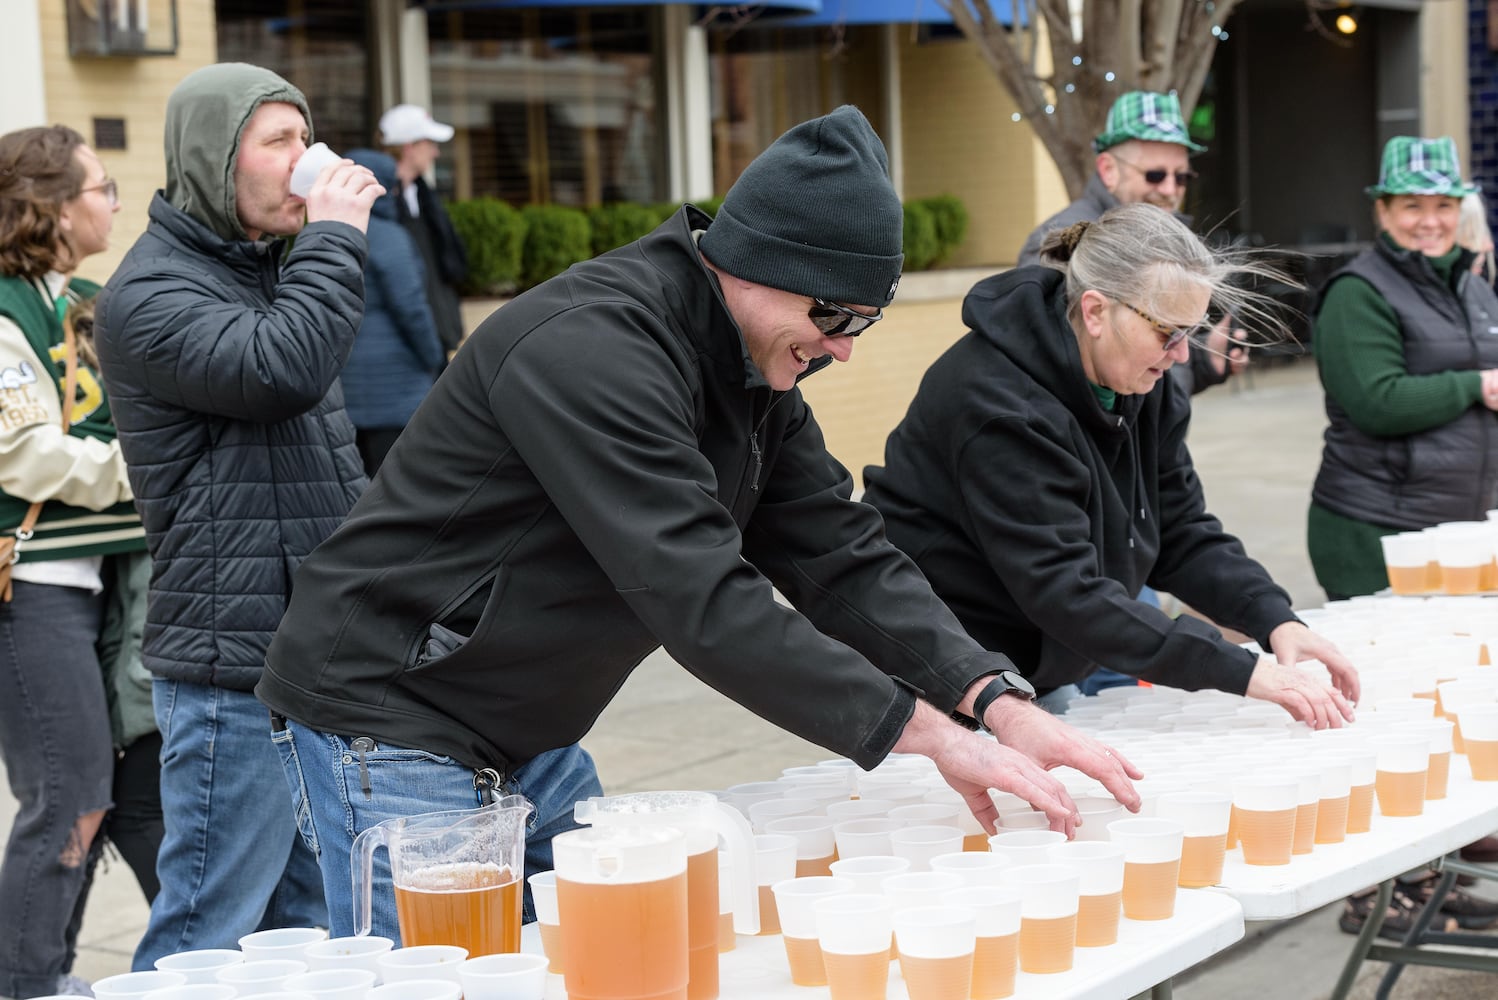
163, 62, 312, 242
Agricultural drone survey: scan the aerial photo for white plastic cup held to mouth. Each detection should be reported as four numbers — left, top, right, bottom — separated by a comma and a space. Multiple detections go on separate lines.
289, 142, 343, 198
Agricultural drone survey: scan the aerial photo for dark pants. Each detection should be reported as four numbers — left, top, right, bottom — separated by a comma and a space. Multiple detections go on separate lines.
0, 581, 114, 999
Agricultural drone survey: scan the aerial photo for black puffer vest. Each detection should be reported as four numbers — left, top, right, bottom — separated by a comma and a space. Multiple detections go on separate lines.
1312, 240, 1498, 528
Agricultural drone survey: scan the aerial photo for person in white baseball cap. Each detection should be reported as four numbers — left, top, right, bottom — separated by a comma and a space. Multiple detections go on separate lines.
379, 103, 468, 355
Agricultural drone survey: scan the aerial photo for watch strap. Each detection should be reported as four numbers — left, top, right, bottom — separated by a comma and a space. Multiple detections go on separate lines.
972, 672, 1032, 731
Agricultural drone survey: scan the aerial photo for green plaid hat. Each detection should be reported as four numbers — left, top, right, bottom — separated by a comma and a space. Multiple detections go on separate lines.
1093, 91, 1206, 154
1365, 136, 1479, 198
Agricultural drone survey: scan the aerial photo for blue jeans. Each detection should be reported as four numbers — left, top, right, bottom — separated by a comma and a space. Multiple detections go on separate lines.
132, 681, 326, 970
0, 582, 113, 999
272, 720, 601, 941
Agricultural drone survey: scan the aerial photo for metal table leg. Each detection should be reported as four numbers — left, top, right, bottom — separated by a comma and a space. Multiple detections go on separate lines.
1329, 878, 1395, 1000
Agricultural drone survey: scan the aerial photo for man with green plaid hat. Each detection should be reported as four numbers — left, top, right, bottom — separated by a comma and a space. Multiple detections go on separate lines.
1016, 91, 1241, 396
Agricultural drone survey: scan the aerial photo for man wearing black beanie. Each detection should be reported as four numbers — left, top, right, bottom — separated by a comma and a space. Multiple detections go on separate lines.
258, 106, 1141, 941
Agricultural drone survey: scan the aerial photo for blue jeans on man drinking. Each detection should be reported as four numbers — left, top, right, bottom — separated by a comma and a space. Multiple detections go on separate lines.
272, 719, 602, 941
132, 680, 326, 970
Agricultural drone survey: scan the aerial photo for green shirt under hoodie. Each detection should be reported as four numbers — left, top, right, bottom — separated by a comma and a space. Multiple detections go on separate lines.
1309, 239, 1478, 598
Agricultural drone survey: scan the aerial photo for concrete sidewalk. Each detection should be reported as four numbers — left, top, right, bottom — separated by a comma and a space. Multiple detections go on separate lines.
8, 356, 1496, 998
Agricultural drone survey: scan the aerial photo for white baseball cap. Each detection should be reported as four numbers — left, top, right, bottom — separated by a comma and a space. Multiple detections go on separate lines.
379, 104, 455, 145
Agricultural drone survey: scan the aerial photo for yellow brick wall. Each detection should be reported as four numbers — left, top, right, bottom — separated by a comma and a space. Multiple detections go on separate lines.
897, 33, 1065, 269
38, 0, 218, 286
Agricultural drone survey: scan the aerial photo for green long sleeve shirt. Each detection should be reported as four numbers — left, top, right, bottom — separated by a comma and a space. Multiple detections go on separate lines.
1309, 240, 1481, 598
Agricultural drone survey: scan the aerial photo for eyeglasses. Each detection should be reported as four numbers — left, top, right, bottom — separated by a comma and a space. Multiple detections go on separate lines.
808, 298, 883, 338
80, 178, 118, 206
1115, 299, 1198, 351
1109, 154, 1197, 188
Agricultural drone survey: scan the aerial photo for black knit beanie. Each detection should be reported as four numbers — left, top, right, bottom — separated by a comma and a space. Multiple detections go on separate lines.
699, 106, 904, 307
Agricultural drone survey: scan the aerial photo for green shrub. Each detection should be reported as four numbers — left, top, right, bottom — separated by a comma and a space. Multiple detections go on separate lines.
902, 200, 940, 272
922, 194, 969, 264
520, 204, 592, 288
588, 202, 661, 256
447, 197, 528, 294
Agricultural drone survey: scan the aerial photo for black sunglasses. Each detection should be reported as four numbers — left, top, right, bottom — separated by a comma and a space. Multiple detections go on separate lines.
1111, 153, 1198, 188
808, 298, 883, 338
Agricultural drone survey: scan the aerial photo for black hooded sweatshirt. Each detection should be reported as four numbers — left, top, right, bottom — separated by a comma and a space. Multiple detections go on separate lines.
862, 267, 1295, 694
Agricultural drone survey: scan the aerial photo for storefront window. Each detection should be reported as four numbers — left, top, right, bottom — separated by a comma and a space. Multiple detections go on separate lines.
708, 24, 884, 195
216, 0, 372, 157
428, 7, 659, 206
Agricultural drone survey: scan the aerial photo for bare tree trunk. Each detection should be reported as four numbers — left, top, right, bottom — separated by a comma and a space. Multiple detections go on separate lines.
940, 0, 1244, 200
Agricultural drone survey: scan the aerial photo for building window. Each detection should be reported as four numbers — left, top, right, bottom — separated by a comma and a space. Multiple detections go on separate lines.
216, 0, 372, 157
429, 7, 659, 206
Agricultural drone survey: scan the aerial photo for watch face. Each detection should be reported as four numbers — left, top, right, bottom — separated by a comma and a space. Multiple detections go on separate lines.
1002, 670, 1037, 697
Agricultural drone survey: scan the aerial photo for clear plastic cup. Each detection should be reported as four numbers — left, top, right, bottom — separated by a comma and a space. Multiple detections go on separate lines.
456, 954, 549, 1000
747, 798, 818, 832
929, 851, 1009, 887
770, 876, 855, 987
941, 887, 1022, 1000
894, 905, 977, 1000
239, 929, 329, 963
1073, 795, 1126, 842
999, 864, 1081, 975
1459, 704, 1498, 779
988, 829, 1066, 866
889, 803, 963, 828
1154, 792, 1231, 886
890, 824, 965, 872
289, 142, 344, 198
376, 946, 469, 984
1396, 719, 1455, 799
94, 977, 189, 1000
303, 936, 395, 981
1231, 775, 1299, 865
765, 815, 838, 876
995, 810, 1050, 831
154, 951, 244, 985
216, 961, 309, 996
1107, 818, 1184, 920
1369, 733, 1431, 816
832, 817, 903, 859
527, 870, 564, 973
753, 834, 799, 936
827, 854, 910, 894
281, 969, 378, 1000
1046, 841, 1124, 947
814, 894, 894, 1000
1381, 532, 1434, 595
141, 984, 238, 1000
366, 981, 462, 1000
824, 799, 895, 823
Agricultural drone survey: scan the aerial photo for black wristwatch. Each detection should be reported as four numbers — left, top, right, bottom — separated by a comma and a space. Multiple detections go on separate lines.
972, 670, 1037, 731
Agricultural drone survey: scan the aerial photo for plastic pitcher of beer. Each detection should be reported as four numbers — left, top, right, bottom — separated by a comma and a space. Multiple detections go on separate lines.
574, 791, 758, 1000
553, 825, 690, 1000
352, 795, 533, 956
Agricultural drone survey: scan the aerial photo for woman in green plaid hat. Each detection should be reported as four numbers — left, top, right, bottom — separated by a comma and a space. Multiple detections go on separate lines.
1307, 136, 1498, 601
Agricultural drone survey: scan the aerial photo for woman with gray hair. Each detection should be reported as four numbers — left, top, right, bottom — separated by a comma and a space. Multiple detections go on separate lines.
863, 202, 1358, 728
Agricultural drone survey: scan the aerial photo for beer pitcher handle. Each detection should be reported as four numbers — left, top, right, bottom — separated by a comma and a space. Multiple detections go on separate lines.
710, 802, 760, 935
351, 822, 391, 938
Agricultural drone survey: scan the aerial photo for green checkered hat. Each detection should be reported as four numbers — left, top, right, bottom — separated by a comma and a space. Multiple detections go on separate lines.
1093, 91, 1206, 154
1365, 136, 1479, 198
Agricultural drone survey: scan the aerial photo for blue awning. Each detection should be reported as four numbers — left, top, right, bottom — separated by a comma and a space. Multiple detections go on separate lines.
779, 0, 953, 26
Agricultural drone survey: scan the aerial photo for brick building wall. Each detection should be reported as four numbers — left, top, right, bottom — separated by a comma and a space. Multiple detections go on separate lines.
39, 0, 217, 286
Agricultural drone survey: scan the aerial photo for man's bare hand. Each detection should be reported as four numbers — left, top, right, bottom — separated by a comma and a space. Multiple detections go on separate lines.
983, 695, 1142, 814
304, 161, 385, 234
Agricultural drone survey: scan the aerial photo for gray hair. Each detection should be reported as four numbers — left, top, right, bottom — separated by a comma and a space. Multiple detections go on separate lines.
1458, 193, 1495, 284
1038, 202, 1297, 346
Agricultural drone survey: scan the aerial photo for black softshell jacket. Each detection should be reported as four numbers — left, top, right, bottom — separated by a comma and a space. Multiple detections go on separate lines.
862, 267, 1295, 693
258, 207, 1013, 772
